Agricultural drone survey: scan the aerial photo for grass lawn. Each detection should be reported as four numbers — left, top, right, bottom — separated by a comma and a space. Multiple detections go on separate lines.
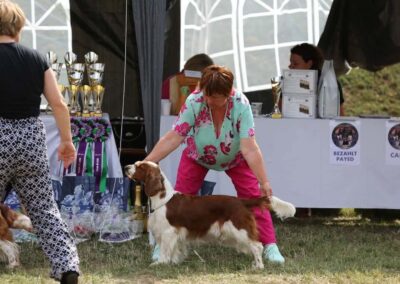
1, 215, 399, 284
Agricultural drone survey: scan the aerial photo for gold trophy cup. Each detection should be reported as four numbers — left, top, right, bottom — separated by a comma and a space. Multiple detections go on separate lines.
271, 76, 283, 119
88, 63, 105, 117
66, 63, 85, 116
80, 85, 92, 117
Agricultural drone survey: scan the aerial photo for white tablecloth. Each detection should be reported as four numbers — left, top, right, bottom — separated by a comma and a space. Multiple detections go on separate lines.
41, 114, 123, 178
160, 116, 400, 209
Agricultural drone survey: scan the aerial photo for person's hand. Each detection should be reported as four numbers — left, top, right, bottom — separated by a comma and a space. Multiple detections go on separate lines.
58, 141, 76, 168
260, 182, 272, 199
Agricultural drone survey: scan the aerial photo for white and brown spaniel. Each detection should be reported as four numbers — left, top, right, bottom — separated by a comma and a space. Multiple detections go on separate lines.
125, 161, 295, 269
0, 204, 33, 268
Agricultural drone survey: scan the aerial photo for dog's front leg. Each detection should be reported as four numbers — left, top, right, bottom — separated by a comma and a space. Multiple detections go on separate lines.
151, 230, 179, 265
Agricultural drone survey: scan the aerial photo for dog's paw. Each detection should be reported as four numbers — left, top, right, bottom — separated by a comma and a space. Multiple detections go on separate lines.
149, 261, 162, 267
251, 261, 264, 270
6, 261, 20, 269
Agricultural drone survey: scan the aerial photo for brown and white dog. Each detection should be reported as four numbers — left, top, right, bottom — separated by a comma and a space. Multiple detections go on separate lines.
125, 161, 295, 269
0, 204, 33, 268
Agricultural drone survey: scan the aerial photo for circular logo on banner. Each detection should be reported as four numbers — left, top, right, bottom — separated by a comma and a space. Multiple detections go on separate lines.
332, 123, 358, 149
388, 124, 400, 150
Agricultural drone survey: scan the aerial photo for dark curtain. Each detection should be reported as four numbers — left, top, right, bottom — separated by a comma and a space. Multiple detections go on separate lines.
132, 0, 166, 152
318, 0, 400, 75
70, 0, 141, 119
163, 0, 181, 81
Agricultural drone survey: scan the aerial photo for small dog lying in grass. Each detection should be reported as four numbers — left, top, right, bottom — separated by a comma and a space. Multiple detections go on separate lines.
125, 161, 295, 269
0, 204, 33, 268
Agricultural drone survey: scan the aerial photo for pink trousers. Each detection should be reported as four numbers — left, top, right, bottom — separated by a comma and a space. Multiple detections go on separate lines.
175, 150, 277, 245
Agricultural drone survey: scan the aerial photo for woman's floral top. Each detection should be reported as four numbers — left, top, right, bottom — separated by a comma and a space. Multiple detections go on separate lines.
172, 89, 255, 171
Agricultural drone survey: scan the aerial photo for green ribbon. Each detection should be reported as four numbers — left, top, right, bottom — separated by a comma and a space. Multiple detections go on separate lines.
99, 142, 108, 193
85, 141, 93, 176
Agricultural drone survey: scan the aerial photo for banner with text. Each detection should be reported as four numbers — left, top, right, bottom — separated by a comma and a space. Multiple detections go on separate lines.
329, 120, 360, 165
386, 121, 400, 165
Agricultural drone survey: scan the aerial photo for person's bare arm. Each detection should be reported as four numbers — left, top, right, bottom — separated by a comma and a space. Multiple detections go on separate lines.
43, 68, 76, 168
240, 137, 272, 197
145, 130, 185, 163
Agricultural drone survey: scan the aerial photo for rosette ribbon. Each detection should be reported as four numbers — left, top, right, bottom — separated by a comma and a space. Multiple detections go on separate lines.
69, 117, 111, 194
85, 118, 111, 193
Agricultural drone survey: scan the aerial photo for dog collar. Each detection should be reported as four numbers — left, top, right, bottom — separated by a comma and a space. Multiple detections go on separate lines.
149, 192, 178, 213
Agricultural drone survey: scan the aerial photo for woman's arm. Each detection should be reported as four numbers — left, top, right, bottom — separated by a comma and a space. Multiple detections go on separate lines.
43, 68, 76, 168
145, 130, 185, 163
240, 137, 272, 197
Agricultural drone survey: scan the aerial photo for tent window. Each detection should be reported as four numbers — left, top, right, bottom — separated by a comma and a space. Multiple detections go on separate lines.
14, 0, 71, 105
181, 0, 332, 92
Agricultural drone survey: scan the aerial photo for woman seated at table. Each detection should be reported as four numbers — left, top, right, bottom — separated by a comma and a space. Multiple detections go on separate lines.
289, 43, 345, 116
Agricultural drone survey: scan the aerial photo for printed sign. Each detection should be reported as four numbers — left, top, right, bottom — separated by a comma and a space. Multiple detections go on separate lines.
330, 120, 360, 165
386, 121, 400, 165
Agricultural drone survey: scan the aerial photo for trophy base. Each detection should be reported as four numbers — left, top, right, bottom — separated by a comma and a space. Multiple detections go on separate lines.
94, 112, 103, 117
82, 112, 91, 118
271, 112, 282, 119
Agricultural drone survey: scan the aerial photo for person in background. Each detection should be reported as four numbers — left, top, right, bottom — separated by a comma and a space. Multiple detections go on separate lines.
146, 65, 286, 264
289, 43, 343, 218
0, 1, 79, 283
162, 53, 214, 114
289, 43, 345, 116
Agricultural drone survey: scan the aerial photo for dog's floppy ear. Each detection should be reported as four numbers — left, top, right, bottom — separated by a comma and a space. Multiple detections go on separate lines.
144, 172, 165, 197
0, 204, 17, 227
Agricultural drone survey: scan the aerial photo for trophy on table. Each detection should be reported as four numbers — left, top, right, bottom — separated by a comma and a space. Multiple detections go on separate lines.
45, 52, 66, 114
65, 52, 85, 116
87, 58, 105, 117
270, 76, 283, 119
79, 85, 92, 117
83, 52, 97, 116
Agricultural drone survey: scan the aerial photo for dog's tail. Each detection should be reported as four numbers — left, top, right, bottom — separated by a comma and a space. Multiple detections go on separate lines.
241, 196, 270, 210
270, 196, 296, 220
241, 196, 296, 220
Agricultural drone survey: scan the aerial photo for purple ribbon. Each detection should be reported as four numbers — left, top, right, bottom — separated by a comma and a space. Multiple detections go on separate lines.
93, 141, 103, 192
76, 141, 87, 176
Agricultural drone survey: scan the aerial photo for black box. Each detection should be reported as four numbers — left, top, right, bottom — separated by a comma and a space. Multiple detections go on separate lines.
110, 117, 146, 149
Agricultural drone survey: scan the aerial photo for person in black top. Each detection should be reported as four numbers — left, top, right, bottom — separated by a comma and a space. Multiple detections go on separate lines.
0, 1, 79, 283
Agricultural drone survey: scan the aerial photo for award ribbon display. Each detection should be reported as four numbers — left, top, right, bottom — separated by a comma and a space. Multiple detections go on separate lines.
70, 117, 111, 192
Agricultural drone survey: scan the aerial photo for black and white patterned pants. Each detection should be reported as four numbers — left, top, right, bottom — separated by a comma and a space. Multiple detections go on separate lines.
0, 117, 80, 280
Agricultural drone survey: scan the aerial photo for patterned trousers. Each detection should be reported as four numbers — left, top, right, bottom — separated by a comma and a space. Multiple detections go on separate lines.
0, 117, 80, 280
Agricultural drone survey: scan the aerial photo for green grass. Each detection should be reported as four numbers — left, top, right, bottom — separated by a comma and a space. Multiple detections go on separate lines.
340, 63, 400, 117
1, 216, 399, 283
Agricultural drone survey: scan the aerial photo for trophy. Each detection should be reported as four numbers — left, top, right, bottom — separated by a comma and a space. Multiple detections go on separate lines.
64, 51, 77, 67
270, 76, 283, 119
84, 51, 98, 66
46, 51, 58, 65
79, 85, 92, 117
45, 52, 66, 114
87, 62, 105, 117
65, 60, 85, 116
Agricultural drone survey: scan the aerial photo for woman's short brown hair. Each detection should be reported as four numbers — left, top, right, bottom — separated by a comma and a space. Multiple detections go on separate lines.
0, 0, 26, 37
200, 65, 234, 97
